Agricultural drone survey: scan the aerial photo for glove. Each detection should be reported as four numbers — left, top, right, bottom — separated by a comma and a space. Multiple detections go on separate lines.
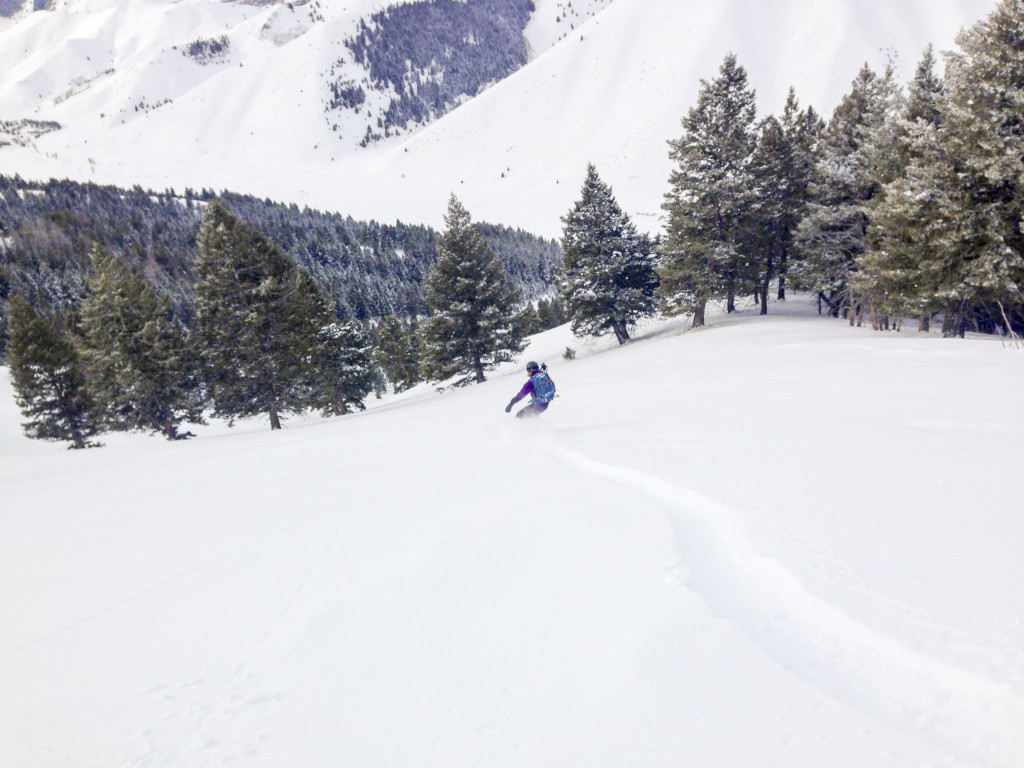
505, 400, 514, 413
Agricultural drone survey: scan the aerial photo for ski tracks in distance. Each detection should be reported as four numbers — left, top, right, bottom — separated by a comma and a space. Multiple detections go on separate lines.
541, 437, 1024, 768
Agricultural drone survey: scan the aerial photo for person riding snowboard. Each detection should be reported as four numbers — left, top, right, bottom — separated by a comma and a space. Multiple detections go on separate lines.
505, 361, 556, 419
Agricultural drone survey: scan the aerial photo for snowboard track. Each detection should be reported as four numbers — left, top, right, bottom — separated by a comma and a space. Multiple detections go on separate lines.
545, 441, 1024, 768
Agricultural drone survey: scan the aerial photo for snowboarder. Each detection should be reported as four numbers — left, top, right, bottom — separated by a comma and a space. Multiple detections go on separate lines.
505, 361, 556, 419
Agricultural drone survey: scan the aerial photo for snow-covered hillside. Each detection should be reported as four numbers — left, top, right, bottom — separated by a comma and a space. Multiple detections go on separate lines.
0, 0, 998, 237
2, 298, 1023, 768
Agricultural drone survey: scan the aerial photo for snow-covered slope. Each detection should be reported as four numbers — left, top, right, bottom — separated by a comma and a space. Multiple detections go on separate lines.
0, 0, 997, 237
2, 298, 1023, 767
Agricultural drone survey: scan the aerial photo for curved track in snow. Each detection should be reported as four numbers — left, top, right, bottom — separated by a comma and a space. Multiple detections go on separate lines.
544, 441, 1024, 768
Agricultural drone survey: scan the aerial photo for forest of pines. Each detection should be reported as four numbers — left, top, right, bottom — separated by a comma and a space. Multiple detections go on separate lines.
1, 188, 563, 445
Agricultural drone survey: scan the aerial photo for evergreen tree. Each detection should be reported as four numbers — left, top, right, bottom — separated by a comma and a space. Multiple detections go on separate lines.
659, 54, 759, 327
519, 302, 542, 335
793, 64, 903, 322
857, 47, 948, 331
420, 195, 526, 385
746, 115, 788, 315
194, 202, 322, 429
559, 164, 659, 343
746, 90, 823, 311
283, 268, 340, 409
930, 0, 1024, 336
905, 44, 944, 128
374, 315, 422, 392
311, 320, 375, 415
536, 298, 561, 331
6, 295, 101, 449
77, 245, 203, 439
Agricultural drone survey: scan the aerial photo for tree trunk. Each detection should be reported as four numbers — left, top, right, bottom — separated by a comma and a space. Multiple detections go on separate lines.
692, 300, 707, 328
777, 272, 786, 301
612, 320, 630, 345
269, 409, 282, 430
942, 302, 967, 338
727, 291, 736, 313
761, 252, 774, 313
163, 419, 178, 441
474, 357, 486, 383
918, 314, 930, 332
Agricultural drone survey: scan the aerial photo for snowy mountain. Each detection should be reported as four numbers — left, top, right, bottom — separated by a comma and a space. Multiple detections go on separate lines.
0, 0, 998, 237
3, 296, 1023, 767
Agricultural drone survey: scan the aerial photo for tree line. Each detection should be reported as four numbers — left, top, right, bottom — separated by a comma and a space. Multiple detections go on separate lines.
4, 198, 566, 448
337, 0, 535, 144
0, 176, 561, 354
560, 0, 1024, 343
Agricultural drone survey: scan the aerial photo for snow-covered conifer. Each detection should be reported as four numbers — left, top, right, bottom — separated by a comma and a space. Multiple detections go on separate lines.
559, 164, 658, 343
745, 89, 823, 313
857, 47, 949, 331
536, 298, 565, 331
793, 64, 903, 322
905, 44, 944, 127
194, 202, 322, 429
659, 54, 758, 326
373, 315, 422, 393
421, 195, 526, 385
311, 319, 375, 415
77, 245, 203, 439
930, 0, 1024, 336
6, 295, 101, 449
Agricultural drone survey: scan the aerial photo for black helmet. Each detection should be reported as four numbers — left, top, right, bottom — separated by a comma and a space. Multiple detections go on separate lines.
526, 361, 539, 374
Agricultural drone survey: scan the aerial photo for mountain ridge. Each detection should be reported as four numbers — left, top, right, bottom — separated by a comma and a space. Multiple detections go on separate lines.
0, 0, 998, 237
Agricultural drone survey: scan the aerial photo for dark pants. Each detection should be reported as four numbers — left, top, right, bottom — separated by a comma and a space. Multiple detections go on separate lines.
515, 403, 547, 419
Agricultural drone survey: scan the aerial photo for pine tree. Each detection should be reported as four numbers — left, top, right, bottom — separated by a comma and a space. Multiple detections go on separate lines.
194, 202, 322, 429
420, 195, 526, 385
519, 302, 542, 335
283, 267, 375, 414
536, 298, 563, 331
6, 295, 101, 449
793, 64, 903, 322
745, 90, 823, 312
559, 164, 658, 343
930, 0, 1024, 336
857, 47, 948, 331
374, 315, 422, 392
77, 245, 203, 439
283, 268, 339, 409
905, 44, 944, 127
311, 320, 374, 415
659, 54, 758, 327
